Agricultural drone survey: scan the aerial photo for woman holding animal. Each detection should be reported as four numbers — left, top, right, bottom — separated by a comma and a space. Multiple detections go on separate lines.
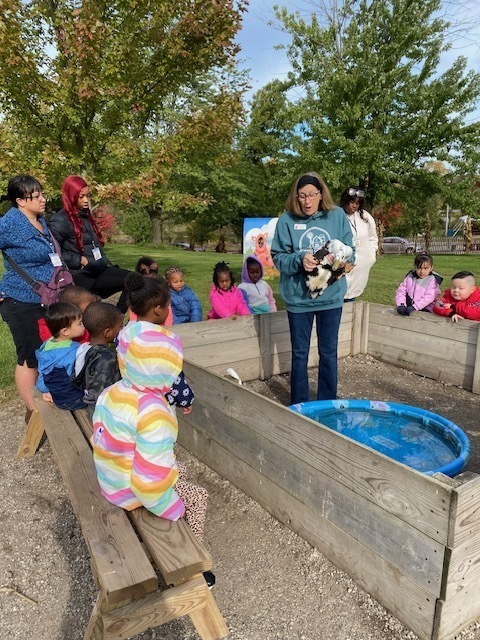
271, 172, 355, 404
340, 187, 378, 301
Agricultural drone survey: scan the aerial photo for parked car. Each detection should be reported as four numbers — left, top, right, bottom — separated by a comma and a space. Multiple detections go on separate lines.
170, 242, 191, 250
381, 237, 424, 254
170, 242, 206, 251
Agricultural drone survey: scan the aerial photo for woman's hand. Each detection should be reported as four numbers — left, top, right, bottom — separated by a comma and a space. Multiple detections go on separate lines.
80, 256, 89, 267
302, 253, 319, 272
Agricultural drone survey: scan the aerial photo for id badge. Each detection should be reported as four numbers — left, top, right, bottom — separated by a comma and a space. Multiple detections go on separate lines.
49, 253, 62, 267
92, 247, 102, 261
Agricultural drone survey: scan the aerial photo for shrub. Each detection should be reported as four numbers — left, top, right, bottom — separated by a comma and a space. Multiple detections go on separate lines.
117, 203, 153, 243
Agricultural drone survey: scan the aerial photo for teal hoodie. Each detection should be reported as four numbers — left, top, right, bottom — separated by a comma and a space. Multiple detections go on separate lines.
271, 206, 355, 313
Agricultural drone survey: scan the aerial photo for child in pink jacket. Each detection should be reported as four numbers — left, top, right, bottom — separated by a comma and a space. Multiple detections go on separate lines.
395, 253, 442, 316
207, 261, 251, 320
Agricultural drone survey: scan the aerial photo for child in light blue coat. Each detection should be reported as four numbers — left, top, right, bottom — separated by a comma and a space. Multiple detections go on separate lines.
238, 255, 277, 314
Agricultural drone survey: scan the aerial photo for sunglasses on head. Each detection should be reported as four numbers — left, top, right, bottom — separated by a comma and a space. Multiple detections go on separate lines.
347, 188, 365, 198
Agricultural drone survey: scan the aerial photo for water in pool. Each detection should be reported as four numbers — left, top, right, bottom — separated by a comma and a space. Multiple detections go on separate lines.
310, 408, 458, 473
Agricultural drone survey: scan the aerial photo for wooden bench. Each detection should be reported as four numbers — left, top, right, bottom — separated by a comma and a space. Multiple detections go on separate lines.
17, 394, 229, 640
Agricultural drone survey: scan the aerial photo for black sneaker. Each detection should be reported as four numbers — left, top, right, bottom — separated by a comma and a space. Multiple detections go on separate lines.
203, 571, 216, 589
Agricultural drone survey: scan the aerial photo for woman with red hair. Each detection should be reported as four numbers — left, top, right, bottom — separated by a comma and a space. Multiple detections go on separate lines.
49, 176, 130, 311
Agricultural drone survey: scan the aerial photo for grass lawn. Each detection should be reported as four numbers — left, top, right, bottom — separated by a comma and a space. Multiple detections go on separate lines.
1, 245, 479, 391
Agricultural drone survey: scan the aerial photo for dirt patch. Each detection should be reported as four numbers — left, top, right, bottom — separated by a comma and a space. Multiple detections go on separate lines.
1, 357, 480, 640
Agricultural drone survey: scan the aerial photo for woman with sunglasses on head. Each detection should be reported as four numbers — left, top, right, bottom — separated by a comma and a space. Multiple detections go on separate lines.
0, 175, 57, 420
271, 172, 355, 404
339, 187, 378, 301
49, 176, 131, 313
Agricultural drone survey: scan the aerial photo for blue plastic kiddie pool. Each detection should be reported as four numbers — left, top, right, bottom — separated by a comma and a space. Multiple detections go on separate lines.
289, 399, 470, 477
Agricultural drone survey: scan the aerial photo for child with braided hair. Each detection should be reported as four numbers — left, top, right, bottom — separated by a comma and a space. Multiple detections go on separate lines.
207, 261, 251, 320
164, 265, 202, 324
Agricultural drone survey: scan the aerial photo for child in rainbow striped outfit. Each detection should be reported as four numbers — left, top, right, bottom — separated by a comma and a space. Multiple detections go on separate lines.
92, 271, 208, 541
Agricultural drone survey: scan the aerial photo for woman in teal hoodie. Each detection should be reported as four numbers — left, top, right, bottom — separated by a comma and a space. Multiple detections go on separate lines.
271, 172, 355, 404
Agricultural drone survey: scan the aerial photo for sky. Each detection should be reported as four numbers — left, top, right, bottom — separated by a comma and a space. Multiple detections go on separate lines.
235, 0, 480, 122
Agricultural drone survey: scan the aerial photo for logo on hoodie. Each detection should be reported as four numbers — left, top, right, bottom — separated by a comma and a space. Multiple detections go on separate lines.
299, 228, 332, 253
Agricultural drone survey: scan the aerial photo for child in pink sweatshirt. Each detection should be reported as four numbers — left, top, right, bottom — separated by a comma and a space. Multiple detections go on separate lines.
395, 253, 442, 315
207, 261, 251, 320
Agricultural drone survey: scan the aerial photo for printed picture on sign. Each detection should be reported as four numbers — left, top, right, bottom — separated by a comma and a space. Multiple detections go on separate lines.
243, 218, 279, 273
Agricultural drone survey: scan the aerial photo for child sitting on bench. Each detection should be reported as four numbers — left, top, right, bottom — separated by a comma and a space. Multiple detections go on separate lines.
36, 302, 87, 410
92, 273, 211, 578
72, 301, 124, 419
38, 284, 97, 343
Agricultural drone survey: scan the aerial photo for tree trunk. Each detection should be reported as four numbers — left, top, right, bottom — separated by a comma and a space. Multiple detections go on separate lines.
147, 204, 164, 245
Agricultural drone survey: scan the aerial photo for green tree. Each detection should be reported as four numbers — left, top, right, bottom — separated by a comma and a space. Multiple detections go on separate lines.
274, 0, 480, 211
0, 0, 245, 195
98, 74, 248, 244
238, 80, 301, 217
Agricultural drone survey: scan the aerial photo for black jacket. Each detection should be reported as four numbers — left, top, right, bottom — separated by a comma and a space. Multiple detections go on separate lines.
49, 208, 109, 274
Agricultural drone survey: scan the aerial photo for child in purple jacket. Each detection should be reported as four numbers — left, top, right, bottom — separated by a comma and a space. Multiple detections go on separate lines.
207, 261, 251, 320
395, 253, 443, 316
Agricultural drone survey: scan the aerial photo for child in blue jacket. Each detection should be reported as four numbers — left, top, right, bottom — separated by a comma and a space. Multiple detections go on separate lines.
36, 302, 87, 410
165, 266, 202, 324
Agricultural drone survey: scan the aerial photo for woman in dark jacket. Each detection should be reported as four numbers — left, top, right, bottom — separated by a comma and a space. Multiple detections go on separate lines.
49, 176, 130, 312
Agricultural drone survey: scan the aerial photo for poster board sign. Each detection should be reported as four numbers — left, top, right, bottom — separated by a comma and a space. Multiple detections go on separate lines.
243, 217, 279, 273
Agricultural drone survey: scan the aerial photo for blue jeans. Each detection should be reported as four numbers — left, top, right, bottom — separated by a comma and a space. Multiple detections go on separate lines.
287, 307, 343, 405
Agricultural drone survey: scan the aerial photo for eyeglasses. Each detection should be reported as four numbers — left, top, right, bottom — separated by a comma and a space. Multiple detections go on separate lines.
298, 191, 321, 201
25, 192, 48, 201
347, 188, 365, 198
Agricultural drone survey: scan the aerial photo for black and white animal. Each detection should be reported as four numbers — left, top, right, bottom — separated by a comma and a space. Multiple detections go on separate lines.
304, 239, 354, 298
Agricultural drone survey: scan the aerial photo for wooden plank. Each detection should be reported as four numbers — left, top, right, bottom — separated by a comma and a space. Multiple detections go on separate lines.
207, 358, 260, 383
103, 577, 209, 640
74, 408, 93, 439
173, 315, 257, 348
181, 362, 453, 545
179, 424, 436, 640
448, 475, 480, 546
471, 325, 480, 394
180, 337, 260, 368
180, 399, 445, 596
368, 323, 474, 365
433, 587, 480, 640
443, 537, 480, 600
16, 407, 45, 459
368, 304, 478, 344
258, 313, 273, 380
368, 341, 473, 390
360, 301, 370, 354
36, 399, 158, 605
440, 475, 480, 602
350, 301, 362, 355
129, 509, 212, 586
188, 588, 229, 640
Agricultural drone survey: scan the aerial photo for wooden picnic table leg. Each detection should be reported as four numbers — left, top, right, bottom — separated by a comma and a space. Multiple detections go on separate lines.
84, 591, 132, 640
83, 591, 107, 640
16, 408, 45, 459
188, 579, 229, 640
